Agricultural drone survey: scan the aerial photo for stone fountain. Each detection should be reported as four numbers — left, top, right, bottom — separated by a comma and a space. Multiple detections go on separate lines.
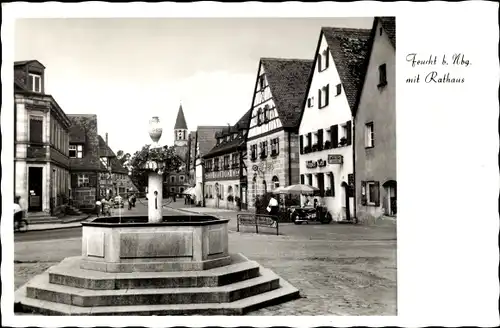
14, 117, 299, 315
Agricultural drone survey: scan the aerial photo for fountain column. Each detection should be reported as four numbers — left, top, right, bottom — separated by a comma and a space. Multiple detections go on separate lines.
147, 116, 164, 223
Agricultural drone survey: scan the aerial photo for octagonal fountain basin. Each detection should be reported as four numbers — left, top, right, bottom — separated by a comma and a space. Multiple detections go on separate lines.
80, 215, 230, 273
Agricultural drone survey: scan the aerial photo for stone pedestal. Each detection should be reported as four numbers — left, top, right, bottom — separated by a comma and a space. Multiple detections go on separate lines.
147, 172, 163, 223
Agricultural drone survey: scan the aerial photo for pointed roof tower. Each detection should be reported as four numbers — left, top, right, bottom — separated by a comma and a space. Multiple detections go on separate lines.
174, 104, 188, 130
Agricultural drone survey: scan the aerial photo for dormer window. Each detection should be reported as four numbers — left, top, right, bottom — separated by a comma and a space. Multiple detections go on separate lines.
100, 157, 109, 168
28, 73, 42, 93
69, 144, 83, 158
318, 84, 330, 109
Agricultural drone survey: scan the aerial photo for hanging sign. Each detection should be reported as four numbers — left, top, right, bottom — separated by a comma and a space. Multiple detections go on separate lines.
306, 160, 318, 169
317, 159, 327, 167
328, 154, 343, 164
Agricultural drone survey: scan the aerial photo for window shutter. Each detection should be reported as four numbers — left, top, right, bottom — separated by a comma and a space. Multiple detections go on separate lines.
346, 120, 352, 145
317, 54, 322, 72
330, 173, 335, 197
374, 181, 380, 206
331, 125, 338, 148
325, 48, 329, 68
89, 173, 97, 187
299, 135, 304, 154
318, 129, 323, 146
336, 83, 342, 96
361, 181, 367, 205
300, 174, 304, 184
71, 173, 78, 188
325, 84, 330, 107
318, 88, 322, 108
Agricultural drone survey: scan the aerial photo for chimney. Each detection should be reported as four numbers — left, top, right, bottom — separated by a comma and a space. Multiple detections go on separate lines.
105, 133, 108, 145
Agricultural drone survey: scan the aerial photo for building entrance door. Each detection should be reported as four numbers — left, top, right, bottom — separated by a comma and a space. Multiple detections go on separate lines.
28, 167, 43, 212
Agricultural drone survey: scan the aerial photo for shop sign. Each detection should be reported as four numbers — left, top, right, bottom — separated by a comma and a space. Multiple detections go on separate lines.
306, 160, 318, 169
317, 159, 327, 167
328, 154, 343, 164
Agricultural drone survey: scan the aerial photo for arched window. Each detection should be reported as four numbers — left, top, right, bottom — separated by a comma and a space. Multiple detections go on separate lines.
262, 180, 267, 194
272, 176, 279, 190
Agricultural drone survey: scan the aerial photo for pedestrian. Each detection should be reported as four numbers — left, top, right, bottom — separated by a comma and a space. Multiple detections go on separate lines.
14, 196, 24, 230
95, 199, 102, 217
173, 193, 176, 202
102, 196, 111, 217
131, 193, 136, 207
267, 194, 279, 216
128, 194, 133, 210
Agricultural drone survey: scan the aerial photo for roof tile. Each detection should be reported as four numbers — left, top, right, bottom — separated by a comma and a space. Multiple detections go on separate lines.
261, 58, 313, 129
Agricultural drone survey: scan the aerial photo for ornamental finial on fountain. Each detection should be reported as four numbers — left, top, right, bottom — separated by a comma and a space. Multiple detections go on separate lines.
148, 116, 163, 149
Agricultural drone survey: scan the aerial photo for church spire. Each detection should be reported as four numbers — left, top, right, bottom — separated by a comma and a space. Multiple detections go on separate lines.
174, 104, 188, 130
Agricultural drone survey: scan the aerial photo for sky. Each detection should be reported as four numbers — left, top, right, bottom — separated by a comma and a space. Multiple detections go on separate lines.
15, 17, 373, 155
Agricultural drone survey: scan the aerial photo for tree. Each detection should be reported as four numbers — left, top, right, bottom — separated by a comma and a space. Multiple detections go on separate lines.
128, 144, 183, 192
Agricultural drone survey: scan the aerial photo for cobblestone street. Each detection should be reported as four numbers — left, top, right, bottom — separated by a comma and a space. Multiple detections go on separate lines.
15, 200, 396, 315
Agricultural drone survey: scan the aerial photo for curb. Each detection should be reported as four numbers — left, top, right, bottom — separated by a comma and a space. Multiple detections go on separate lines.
26, 215, 92, 232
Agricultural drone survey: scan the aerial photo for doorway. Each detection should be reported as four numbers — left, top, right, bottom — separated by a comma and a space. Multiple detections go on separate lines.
383, 180, 397, 216
28, 167, 43, 212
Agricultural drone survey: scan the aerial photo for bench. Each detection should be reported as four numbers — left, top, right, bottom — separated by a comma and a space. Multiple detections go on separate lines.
236, 214, 279, 236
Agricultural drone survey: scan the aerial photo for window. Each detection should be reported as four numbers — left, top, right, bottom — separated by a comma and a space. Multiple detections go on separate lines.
180, 187, 184, 193
29, 116, 43, 143
260, 141, 268, 158
259, 75, 265, 90
365, 122, 374, 148
223, 155, 230, 170
28, 73, 42, 93
231, 153, 238, 168
180, 176, 185, 182
318, 84, 329, 109
205, 159, 213, 172
318, 48, 330, 72
69, 144, 83, 158
77, 174, 89, 187
300, 174, 304, 184
170, 187, 175, 192
257, 108, 264, 125
264, 105, 271, 122
170, 176, 176, 183
251, 144, 258, 161
378, 64, 387, 87
307, 174, 313, 186
327, 173, 335, 196
272, 176, 279, 190
367, 182, 380, 205
307, 97, 314, 108
271, 138, 279, 156
339, 121, 352, 147
214, 158, 220, 171
336, 83, 342, 96
317, 173, 325, 197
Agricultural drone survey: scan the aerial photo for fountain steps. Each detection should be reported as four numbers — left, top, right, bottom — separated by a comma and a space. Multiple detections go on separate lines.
15, 254, 300, 315
49, 256, 261, 289
16, 277, 299, 315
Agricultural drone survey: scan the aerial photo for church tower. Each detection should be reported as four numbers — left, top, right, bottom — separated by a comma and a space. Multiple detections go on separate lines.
173, 104, 189, 161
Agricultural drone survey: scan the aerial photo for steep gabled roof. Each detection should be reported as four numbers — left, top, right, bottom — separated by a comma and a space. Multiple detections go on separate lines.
259, 58, 313, 129
379, 17, 396, 48
203, 108, 252, 158
196, 126, 226, 157
174, 104, 188, 130
14, 60, 46, 68
98, 135, 116, 157
67, 114, 102, 171
321, 27, 372, 111
353, 17, 396, 116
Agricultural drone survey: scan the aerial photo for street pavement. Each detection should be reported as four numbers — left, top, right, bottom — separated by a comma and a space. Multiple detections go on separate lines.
14, 198, 397, 315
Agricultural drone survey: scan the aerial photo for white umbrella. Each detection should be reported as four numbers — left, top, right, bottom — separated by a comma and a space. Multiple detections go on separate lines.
182, 187, 196, 196
281, 184, 319, 195
271, 186, 287, 194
